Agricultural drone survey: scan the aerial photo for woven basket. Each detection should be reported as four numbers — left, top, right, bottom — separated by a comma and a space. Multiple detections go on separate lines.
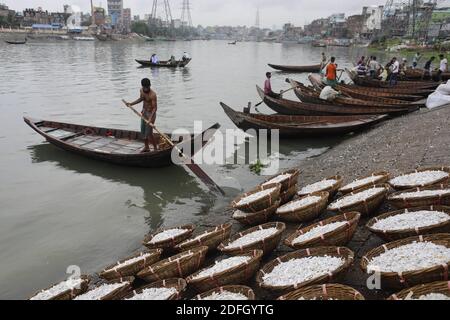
143, 224, 196, 251
340, 171, 390, 194
100, 249, 163, 281
256, 247, 354, 294
174, 224, 232, 253
76, 277, 134, 300
218, 222, 286, 256
285, 212, 361, 250
193, 285, 255, 300
280, 185, 298, 205
388, 281, 450, 300
186, 250, 264, 293
233, 200, 281, 226
297, 175, 343, 198
366, 206, 450, 241
361, 234, 450, 290
389, 167, 450, 190
29, 275, 90, 300
276, 192, 329, 223
388, 184, 450, 209
328, 184, 389, 216
232, 183, 282, 213
261, 169, 301, 193
123, 278, 187, 300
137, 246, 208, 283
278, 284, 365, 300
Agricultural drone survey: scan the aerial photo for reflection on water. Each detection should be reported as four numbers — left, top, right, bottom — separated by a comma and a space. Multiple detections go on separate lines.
0, 39, 366, 299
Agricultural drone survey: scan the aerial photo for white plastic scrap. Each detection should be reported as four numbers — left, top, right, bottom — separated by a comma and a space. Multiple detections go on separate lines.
292, 222, 348, 245
367, 242, 450, 273
390, 171, 449, 188
30, 278, 84, 300
329, 187, 385, 210
192, 256, 251, 280
236, 188, 277, 206
343, 175, 385, 191
371, 211, 450, 231
277, 196, 322, 214
126, 287, 177, 300
225, 228, 279, 249
198, 291, 249, 300
262, 256, 345, 287
74, 282, 129, 300
149, 228, 190, 244
298, 179, 337, 196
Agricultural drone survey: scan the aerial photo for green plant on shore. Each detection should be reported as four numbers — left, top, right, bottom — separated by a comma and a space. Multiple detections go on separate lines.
249, 159, 267, 175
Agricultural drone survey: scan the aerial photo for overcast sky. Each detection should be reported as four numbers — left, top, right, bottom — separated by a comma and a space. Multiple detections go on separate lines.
5, 0, 387, 27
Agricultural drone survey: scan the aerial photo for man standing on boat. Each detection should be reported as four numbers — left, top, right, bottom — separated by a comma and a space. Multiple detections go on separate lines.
390, 57, 400, 86
124, 78, 158, 153
325, 57, 338, 87
320, 52, 327, 71
264, 72, 281, 99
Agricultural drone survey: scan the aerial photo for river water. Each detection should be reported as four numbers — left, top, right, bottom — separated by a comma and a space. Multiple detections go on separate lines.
0, 39, 367, 299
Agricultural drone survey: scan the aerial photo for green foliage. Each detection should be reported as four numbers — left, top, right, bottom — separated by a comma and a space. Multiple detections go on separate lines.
131, 21, 149, 35
249, 159, 267, 175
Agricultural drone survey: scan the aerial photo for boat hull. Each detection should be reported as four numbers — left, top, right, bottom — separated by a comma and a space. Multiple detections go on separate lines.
268, 63, 321, 73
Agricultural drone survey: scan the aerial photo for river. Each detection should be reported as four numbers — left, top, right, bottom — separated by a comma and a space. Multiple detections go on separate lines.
0, 39, 367, 299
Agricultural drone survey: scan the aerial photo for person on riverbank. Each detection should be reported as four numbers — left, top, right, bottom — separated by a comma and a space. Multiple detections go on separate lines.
423, 56, 435, 79
325, 57, 338, 87
124, 78, 158, 153
438, 54, 448, 81
264, 72, 281, 99
390, 57, 400, 85
413, 52, 422, 69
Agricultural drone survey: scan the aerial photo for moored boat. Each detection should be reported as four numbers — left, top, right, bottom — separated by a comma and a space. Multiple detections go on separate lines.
346, 69, 439, 90
221, 103, 388, 138
135, 59, 192, 68
24, 117, 219, 168
290, 79, 422, 112
268, 63, 321, 73
5, 39, 27, 45
256, 86, 409, 116
308, 74, 425, 102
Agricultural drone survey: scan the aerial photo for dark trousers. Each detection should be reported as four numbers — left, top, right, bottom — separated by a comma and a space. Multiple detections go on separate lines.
390, 73, 398, 86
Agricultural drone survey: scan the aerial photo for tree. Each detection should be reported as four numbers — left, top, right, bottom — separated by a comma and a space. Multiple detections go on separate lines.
131, 21, 149, 35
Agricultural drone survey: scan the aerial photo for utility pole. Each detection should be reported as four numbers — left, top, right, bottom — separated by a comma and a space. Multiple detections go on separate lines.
255, 7, 260, 29
150, 0, 173, 26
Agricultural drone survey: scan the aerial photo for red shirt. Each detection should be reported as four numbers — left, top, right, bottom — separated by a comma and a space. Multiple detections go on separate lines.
326, 63, 337, 81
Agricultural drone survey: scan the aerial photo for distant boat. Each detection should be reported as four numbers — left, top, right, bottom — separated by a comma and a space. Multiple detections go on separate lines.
73, 36, 95, 41
135, 58, 192, 68
228, 40, 237, 45
5, 38, 27, 45
312, 41, 326, 47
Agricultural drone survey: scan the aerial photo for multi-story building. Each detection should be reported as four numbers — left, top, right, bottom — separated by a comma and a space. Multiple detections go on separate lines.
122, 8, 131, 32
304, 18, 329, 37
107, 0, 123, 27
94, 7, 106, 26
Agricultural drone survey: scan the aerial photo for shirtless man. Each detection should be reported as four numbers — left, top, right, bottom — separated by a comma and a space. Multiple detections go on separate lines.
125, 78, 158, 152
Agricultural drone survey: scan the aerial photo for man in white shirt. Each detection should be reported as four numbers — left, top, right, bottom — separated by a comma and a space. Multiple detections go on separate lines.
438, 54, 448, 81
390, 57, 400, 86
368, 56, 380, 78
182, 52, 190, 62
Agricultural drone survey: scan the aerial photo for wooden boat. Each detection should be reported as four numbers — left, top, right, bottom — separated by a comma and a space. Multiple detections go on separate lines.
228, 41, 237, 45
135, 59, 192, 68
290, 79, 422, 111
5, 39, 27, 45
404, 68, 450, 81
24, 117, 219, 168
221, 103, 388, 138
268, 63, 321, 73
346, 69, 439, 90
256, 86, 409, 116
308, 74, 425, 101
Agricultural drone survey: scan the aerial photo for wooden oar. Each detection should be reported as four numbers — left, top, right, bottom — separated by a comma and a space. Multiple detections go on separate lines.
122, 100, 225, 196
254, 85, 298, 108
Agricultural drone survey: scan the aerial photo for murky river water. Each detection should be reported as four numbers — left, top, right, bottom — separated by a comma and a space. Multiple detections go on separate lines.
0, 38, 367, 299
